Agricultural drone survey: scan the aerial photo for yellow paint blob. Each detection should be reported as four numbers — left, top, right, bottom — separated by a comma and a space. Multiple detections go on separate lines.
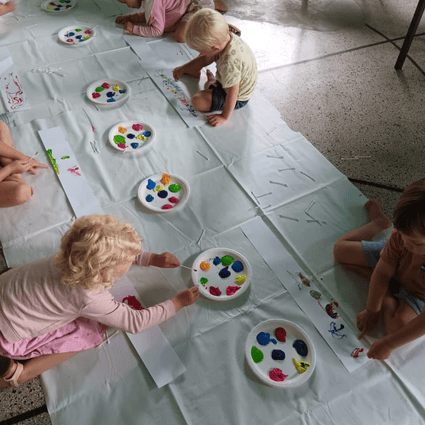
153, 185, 164, 192
118, 126, 127, 134
113, 85, 120, 91
293, 358, 310, 374
136, 134, 146, 141
234, 275, 247, 285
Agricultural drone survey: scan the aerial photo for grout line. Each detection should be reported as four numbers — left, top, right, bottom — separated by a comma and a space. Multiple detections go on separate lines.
258, 29, 425, 74
0, 404, 48, 425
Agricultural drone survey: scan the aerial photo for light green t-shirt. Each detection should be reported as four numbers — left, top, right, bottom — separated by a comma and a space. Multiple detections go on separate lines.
215, 33, 258, 102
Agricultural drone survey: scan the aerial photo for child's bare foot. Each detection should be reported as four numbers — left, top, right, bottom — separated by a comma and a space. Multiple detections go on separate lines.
205, 69, 217, 89
365, 199, 392, 230
125, 0, 142, 8
214, 0, 228, 13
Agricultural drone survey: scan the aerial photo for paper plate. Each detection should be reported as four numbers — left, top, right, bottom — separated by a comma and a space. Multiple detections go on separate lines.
86, 79, 130, 110
58, 25, 96, 46
108, 121, 155, 153
42, 0, 76, 12
191, 248, 251, 301
137, 173, 190, 213
245, 319, 316, 388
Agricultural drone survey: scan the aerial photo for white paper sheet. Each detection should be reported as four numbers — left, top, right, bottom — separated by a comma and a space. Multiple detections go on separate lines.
38, 126, 102, 217
240, 216, 370, 372
110, 274, 187, 388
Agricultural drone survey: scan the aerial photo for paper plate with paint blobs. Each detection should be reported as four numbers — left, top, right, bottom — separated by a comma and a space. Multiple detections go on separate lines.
86, 79, 130, 109
58, 26, 96, 46
138, 173, 189, 213
109, 121, 155, 153
245, 319, 316, 389
42, 0, 76, 12
191, 248, 252, 301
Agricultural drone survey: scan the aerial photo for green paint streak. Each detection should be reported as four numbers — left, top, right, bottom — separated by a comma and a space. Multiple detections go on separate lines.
251, 346, 264, 363
61, 156, 70, 160
113, 135, 126, 145
221, 255, 234, 266
46, 149, 59, 175
169, 184, 181, 193
200, 277, 208, 285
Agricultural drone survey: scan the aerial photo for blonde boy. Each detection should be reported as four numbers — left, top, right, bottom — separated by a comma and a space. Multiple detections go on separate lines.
173, 9, 257, 127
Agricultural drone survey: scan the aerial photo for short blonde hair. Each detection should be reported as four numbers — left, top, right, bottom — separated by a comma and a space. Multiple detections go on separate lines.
184, 8, 229, 52
55, 214, 142, 290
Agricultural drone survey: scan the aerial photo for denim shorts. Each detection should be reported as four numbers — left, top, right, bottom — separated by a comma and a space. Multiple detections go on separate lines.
210, 83, 249, 112
361, 239, 425, 315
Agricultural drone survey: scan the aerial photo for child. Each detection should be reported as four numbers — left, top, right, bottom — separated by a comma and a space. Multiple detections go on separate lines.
0, 121, 47, 208
173, 9, 257, 127
0, 214, 199, 387
334, 180, 425, 360
115, 0, 215, 43
0, 1, 14, 16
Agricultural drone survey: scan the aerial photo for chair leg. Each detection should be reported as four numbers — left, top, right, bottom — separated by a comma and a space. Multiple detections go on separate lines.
395, 0, 425, 70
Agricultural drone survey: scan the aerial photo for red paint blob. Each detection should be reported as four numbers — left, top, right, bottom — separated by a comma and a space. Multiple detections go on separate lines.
226, 285, 241, 296
275, 327, 287, 342
162, 204, 173, 210
169, 196, 179, 204
92, 92, 101, 99
132, 123, 144, 131
269, 368, 288, 382
122, 295, 144, 310
209, 286, 222, 296
117, 143, 126, 149
101, 82, 110, 89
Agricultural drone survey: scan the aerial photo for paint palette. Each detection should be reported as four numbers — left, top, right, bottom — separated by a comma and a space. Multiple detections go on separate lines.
138, 173, 190, 213
86, 79, 130, 110
245, 319, 316, 389
191, 248, 251, 301
58, 26, 96, 46
42, 0, 76, 12
108, 121, 155, 153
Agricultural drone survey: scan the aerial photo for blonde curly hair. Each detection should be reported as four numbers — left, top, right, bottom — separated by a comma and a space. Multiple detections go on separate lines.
55, 214, 142, 290
184, 8, 229, 52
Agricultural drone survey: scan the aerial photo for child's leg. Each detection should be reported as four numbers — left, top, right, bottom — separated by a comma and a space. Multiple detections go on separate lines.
333, 200, 392, 276
191, 70, 216, 112
0, 352, 77, 388
382, 298, 417, 335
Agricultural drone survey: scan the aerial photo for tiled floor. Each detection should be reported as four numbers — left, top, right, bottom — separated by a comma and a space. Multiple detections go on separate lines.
1, 0, 424, 423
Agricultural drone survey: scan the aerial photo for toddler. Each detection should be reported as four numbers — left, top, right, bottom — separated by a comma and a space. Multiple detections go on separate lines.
173, 9, 257, 127
334, 179, 425, 360
0, 121, 47, 208
115, 0, 215, 42
0, 214, 199, 387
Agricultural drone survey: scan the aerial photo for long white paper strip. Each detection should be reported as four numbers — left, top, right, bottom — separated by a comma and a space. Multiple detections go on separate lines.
38, 127, 102, 217
110, 275, 186, 388
241, 216, 370, 373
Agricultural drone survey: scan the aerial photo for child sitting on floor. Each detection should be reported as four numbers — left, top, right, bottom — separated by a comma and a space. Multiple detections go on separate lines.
115, 0, 215, 42
0, 121, 47, 208
0, 214, 199, 388
334, 179, 425, 360
173, 9, 257, 127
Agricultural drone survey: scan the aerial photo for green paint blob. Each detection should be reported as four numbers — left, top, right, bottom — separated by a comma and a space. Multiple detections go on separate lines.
95, 87, 104, 92
61, 156, 70, 160
113, 135, 126, 145
251, 346, 264, 363
169, 184, 181, 193
200, 277, 208, 285
221, 255, 234, 266
75, 29, 82, 32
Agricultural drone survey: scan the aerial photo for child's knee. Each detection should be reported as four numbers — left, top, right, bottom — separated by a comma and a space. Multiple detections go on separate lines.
191, 92, 211, 112
14, 184, 33, 206
333, 240, 346, 263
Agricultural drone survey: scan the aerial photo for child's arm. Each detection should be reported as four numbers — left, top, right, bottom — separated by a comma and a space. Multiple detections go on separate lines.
0, 160, 33, 182
0, 143, 47, 175
208, 82, 239, 127
134, 251, 181, 268
357, 258, 396, 340
173, 54, 216, 81
0, 1, 15, 16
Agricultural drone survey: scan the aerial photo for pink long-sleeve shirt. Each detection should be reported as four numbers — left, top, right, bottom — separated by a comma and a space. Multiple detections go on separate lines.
132, 0, 190, 37
0, 253, 175, 343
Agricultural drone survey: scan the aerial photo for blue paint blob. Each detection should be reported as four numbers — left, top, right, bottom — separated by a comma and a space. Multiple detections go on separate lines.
68, 32, 75, 36
130, 143, 139, 149
272, 349, 285, 361
106, 92, 115, 98
127, 134, 135, 139
219, 266, 231, 278
54, 7, 60, 10
256, 332, 277, 346
293, 339, 308, 357
146, 179, 156, 190
213, 256, 221, 265
145, 194, 154, 202
143, 131, 151, 137
76, 35, 82, 39
158, 190, 168, 199
231, 261, 244, 273
119, 89, 126, 94
106, 98, 116, 103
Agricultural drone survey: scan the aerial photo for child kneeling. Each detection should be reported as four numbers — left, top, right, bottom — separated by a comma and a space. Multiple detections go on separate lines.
173, 8, 257, 127
0, 214, 198, 387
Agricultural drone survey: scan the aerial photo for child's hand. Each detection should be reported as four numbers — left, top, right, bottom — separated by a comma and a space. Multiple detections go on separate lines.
173, 66, 184, 81
27, 159, 48, 175
124, 21, 134, 33
149, 252, 181, 268
9, 160, 32, 175
171, 287, 199, 311
367, 338, 394, 360
208, 113, 228, 127
357, 309, 379, 340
